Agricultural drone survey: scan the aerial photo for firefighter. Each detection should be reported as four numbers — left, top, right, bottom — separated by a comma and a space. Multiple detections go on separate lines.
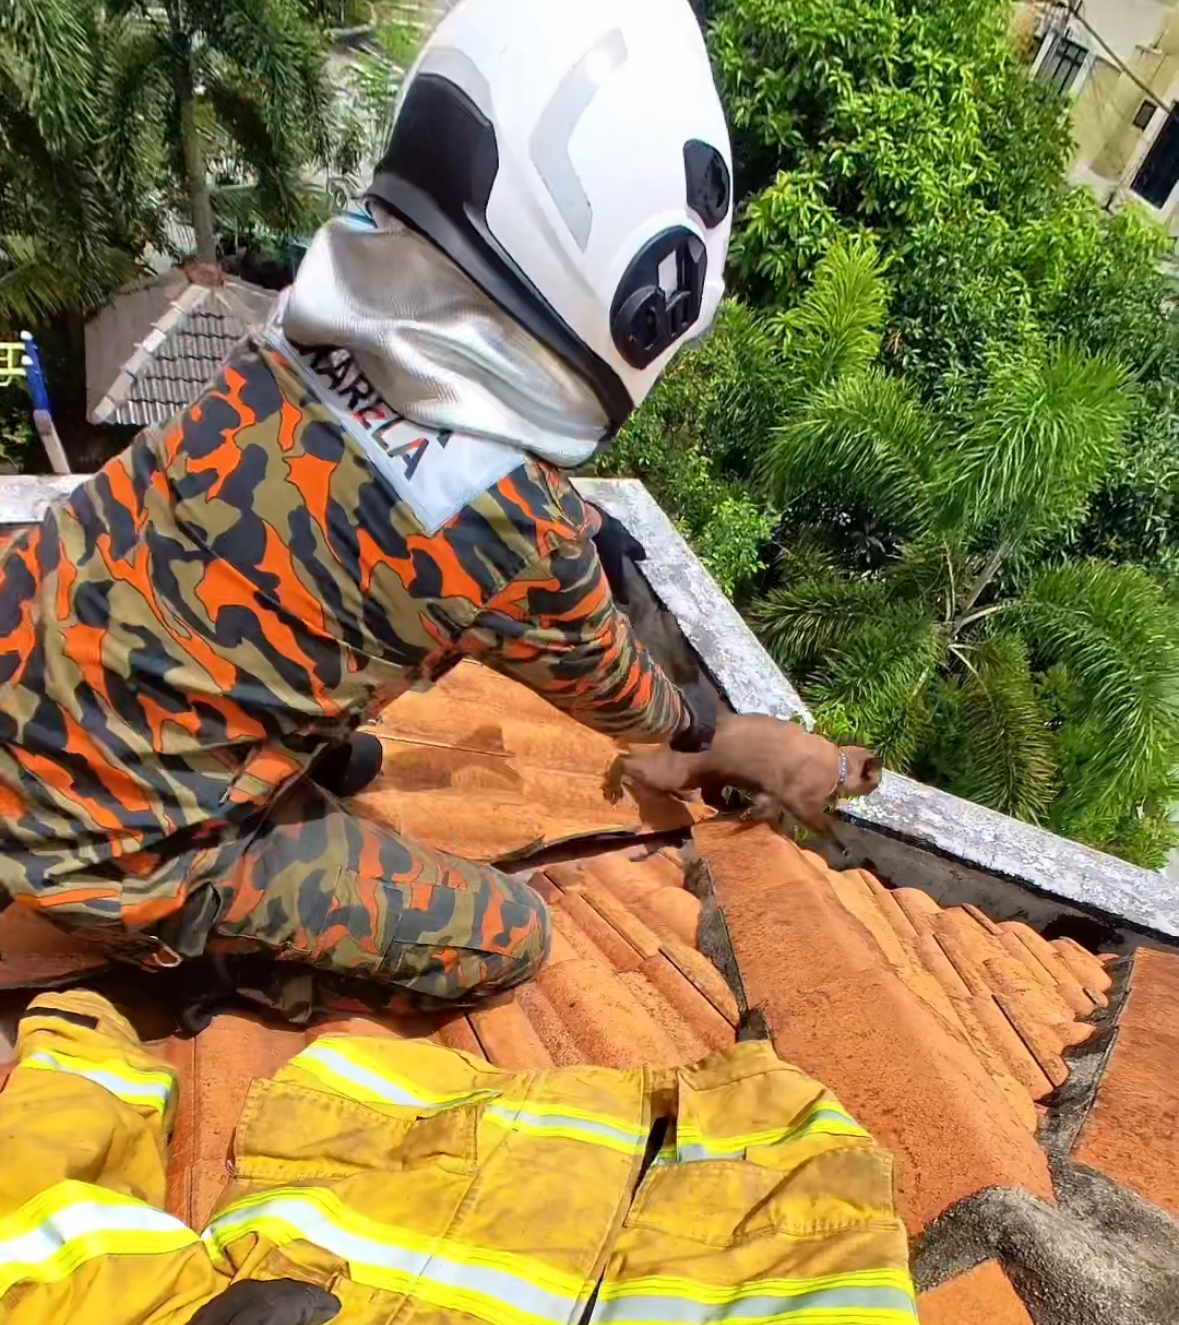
0, 0, 732, 1005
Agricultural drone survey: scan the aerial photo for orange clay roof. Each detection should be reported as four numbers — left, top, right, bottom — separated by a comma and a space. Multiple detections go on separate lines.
354, 660, 710, 861
3, 658, 1179, 1323
1072, 944, 1179, 1219
691, 818, 1114, 1230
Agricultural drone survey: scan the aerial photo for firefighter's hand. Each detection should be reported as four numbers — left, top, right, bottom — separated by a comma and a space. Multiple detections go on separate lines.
187, 1280, 341, 1325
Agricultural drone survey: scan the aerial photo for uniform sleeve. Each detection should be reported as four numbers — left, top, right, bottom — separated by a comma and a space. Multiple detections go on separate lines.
461, 533, 687, 743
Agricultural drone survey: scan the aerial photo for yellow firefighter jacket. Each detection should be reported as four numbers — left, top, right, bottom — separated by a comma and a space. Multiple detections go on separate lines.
0, 990, 918, 1324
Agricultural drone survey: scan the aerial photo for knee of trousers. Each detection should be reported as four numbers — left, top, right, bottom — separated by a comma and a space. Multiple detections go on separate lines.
390, 874, 553, 1006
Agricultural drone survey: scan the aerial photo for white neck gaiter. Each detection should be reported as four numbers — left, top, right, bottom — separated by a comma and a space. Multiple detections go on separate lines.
281, 207, 608, 464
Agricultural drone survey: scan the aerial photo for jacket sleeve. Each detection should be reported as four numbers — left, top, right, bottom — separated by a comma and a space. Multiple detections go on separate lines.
461, 532, 687, 743
0, 989, 226, 1324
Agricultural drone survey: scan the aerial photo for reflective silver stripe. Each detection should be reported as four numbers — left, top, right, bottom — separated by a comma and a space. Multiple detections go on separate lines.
23, 1051, 174, 1114
677, 1107, 869, 1161
294, 1044, 643, 1154
292, 1042, 501, 1111
530, 29, 629, 250
0, 1182, 198, 1294
592, 1284, 918, 1323
485, 1103, 647, 1154
203, 1190, 589, 1325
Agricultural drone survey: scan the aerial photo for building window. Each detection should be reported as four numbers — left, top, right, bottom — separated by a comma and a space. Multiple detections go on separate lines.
1134, 99, 1158, 131
1036, 32, 1088, 95
1133, 105, 1179, 208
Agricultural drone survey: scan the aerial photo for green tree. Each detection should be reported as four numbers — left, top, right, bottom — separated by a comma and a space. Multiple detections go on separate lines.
1, 0, 350, 462
0, 0, 159, 329
594, 301, 782, 600
709, 0, 1072, 308
752, 240, 1179, 867
107, 0, 345, 264
704, 0, 1179, 581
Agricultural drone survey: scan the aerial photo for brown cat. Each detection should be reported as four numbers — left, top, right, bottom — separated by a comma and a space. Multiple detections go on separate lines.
606, 713, 882, 835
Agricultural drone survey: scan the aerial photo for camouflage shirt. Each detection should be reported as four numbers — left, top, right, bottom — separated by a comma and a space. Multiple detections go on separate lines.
0, 340, 683, 925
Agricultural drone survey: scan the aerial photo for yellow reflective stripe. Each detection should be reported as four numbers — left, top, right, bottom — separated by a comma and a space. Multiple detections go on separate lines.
203, 1186, 590, 1325
292, 1042, 646, 1154
23, 1049, 175, 1115
651, 1142, 679, 1167
677, 1101, 869, 1159
0, 1179, 200, 1296
290, 1040, 502, 1111
486, 1101, 648, 1155
594, 1269, 918, 1324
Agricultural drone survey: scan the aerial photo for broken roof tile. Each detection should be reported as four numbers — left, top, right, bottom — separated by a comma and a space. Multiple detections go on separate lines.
1073, 947, 1179, 1219
918, 1262, 1033, 1325
356, 662, 707, 860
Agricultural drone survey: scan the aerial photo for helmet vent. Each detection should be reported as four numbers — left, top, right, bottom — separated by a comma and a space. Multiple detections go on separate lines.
610, 227, 706, 369
684, 139, 730, 229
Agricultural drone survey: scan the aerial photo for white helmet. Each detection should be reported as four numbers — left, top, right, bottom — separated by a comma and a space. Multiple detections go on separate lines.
367, 0, 733, 435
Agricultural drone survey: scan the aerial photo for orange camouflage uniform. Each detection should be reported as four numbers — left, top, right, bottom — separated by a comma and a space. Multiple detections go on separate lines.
0, 340, 684, 1002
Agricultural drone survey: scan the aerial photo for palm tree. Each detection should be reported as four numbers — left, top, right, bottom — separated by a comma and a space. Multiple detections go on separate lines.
0, 0, 158, 329
753, 239, 1179, 867
107, 0, 343, 264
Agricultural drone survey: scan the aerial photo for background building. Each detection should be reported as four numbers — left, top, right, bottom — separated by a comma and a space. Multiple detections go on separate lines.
1020, 0, 1179, 235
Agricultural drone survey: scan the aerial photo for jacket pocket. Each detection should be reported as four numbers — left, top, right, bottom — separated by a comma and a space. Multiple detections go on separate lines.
626, 1144, 898, 1245
232, 1078, 478, 1185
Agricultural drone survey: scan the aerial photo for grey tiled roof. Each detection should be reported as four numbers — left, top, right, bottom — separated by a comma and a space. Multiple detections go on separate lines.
92, 281, 276, 428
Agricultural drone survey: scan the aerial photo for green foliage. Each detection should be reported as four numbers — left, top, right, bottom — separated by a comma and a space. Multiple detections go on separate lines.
1, 0, 346, 325
0, 1, 160, 329
596, 300, 784, 599
0, 386, 35, 470
923, 638, 1058, 824
764, 369, 943, 538
940, 348, 1130, 547
746, 237, 1179, 866
1020, 562, 1179, 818
347, 13, 426, 166
710, 0, 1072, 307
766, 232, 887, 396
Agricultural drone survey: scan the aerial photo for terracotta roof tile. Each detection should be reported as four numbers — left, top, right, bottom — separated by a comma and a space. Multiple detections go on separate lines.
468, 995, 554, 1069
553, 886, 646, 973
0, 653, 1133, 1271
356, 662, 709, 860
0, 905, 111, 990
1053, 935, 1114, 1001
638, 953, 733, 1053
918, 1262, 1032, 1324
694, 818, 1063, 1230
1000, 922, 1100, 1015
1073, 947, 1179, 1219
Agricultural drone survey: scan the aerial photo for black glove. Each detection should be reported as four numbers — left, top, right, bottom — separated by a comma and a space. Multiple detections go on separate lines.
187, 1280, 341, 1325
590, 504, 646, 606
670, 677, 718, 753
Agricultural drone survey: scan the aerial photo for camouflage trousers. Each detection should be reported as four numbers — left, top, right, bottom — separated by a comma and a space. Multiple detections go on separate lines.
195, 780, 551, 1004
